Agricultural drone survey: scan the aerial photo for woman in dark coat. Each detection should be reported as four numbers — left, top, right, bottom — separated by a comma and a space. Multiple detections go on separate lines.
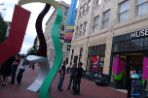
0, 56, 15, 87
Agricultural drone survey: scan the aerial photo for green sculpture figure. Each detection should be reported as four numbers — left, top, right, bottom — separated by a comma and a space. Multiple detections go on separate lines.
39, 8, 63, 98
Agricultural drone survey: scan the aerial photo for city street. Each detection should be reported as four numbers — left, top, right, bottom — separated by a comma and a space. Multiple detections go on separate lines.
0, 67, 127, 98
0, 0, 148, 98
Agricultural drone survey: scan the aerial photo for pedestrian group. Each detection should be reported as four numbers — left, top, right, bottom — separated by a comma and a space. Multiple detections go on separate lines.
57, 60, 84, 95
0, 54, 30, 87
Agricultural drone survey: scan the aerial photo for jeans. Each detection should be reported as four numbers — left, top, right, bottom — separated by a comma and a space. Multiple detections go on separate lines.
68, 76, 74, 89
57, 76, 64, 91
11, 66, 17, 84
73, 78, 81, 94
17, 69, 25, 84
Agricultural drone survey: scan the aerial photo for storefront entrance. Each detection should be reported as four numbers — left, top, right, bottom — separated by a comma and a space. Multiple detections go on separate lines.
111, 53, 143, 97
111, 28, 148, 98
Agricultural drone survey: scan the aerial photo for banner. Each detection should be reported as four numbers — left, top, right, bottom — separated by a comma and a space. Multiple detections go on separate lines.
64, 0, 77, 43
142, 57, 148, 80
112, 56, 125, 75
112, 56, 120, 75
64, 25, 74, 43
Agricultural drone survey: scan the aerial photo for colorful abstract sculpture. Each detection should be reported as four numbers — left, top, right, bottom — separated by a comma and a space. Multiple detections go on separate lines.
39, 8, 62, 98
35, 4, 50, 57
26, 3, 51, 93
18, 0, 63, 98
0, 0, 63, 98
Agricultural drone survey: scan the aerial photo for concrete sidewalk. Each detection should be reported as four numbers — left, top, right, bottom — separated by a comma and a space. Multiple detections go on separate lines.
0, 68, 127, 98
0, 68, 38, 98
51, 74, 127, 98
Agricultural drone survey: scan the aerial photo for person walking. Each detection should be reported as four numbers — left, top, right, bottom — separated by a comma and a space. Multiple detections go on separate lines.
16, 57, 28, 85
57, 61, 66, 91
0, 56, 15, 87
67, 63, 77, 90
11, 55, 21, 84
73, 62, 84, 95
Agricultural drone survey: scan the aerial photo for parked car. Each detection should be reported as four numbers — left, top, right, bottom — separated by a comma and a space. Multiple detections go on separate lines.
95, 74, 109, 86
85, 71, 100, 81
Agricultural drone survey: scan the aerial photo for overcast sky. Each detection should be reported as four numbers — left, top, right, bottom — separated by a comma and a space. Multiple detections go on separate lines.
0, 0, 71, 54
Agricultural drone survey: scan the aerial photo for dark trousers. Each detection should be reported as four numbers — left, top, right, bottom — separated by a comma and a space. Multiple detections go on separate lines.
127, 79, 131, 98
11, 66, 17, 84
73, 78, 81, 94
57, 76, 64, 90
68, 76, 74, 89
17, 69, 25, 84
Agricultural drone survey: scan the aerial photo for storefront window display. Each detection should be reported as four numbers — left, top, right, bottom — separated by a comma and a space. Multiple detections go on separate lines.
86, 55, 104, 80
87, 44, 106, 76
111, 55, 127, 89
90, 56, 99, 72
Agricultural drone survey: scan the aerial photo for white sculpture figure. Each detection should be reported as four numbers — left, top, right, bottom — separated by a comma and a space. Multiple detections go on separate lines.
26, 55, 50, 92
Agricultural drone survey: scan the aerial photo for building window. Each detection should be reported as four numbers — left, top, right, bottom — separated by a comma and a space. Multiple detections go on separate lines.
144, 37, 148, 50
67, 45, 71, 51
93, 15, 99, 32
118, 0, 129, 23
61, 43, 63, 48
75, 26, 79, 39
60, 33, 64, 39
114, 38, 144, 52
64, 9, 67, 16
61, 25, 64, 31
70, 49, 74, 65
96, 0, 102, 7
78, 9, 82, 18
137, 0, 148, 16
84, 4, 87, 15
86, 0, 90, 13
82, 7, 85, 16
78, 0, 90, 19
78, 48, 83, 63
79, 24, 83, 37
74, 32, 77, 39
83, 21, 87, 35
102, 10, 110, 29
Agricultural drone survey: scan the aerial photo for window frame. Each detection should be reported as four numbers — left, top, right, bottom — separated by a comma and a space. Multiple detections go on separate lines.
102, 9, 110, 29
136, 0, 148, 16
93, 15, 99, 32
83, 21, 87, 35
118, 0, 130, 23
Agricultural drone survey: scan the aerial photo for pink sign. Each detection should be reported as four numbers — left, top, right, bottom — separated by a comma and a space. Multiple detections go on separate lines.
112, 56, 120, 75
142, 57, 148, 80
112, 56, 125, 75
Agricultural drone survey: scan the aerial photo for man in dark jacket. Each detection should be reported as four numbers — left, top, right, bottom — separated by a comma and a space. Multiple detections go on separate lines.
73, 62, 84, 95
0, 56, 15, 87
11, 54, 21, 84
67, 63, 77, 90
57, 61, 66, 91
